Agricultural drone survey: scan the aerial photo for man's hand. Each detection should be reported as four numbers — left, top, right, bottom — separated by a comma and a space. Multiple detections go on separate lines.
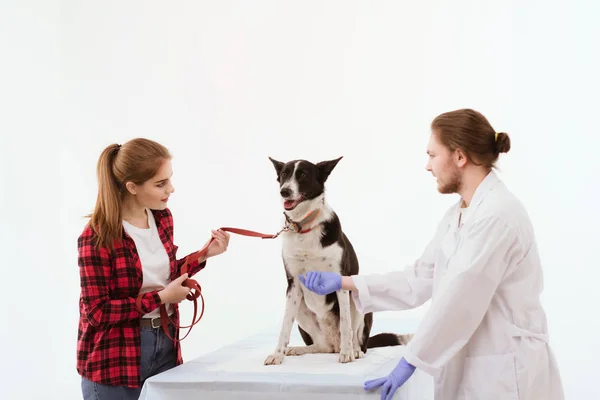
298, 271, 342, 295
364, 357, 416, 400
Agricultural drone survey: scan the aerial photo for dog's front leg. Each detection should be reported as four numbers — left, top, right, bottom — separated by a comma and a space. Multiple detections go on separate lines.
264, 279, 303, 365
336, 288, 355, 363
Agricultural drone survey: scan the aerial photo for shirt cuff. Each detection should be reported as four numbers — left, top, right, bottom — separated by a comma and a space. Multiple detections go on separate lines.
402, 346, 442, 379
351, 275, 373, 314
136, 291, 162, 314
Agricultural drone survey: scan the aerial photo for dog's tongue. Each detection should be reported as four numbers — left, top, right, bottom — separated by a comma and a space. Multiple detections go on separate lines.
284, 200, 296, 209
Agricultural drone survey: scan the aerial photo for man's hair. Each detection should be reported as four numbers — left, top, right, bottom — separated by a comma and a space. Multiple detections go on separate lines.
431, 108, 510, 169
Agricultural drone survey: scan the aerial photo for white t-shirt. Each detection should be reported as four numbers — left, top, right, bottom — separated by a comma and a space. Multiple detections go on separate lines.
123, 208, 173, 318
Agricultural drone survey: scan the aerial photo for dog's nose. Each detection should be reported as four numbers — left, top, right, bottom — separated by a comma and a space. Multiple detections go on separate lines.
280, 188, 291, 198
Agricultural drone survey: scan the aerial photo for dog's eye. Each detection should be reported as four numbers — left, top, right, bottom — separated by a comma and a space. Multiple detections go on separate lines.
281, 172, 287, 178
299, 172, 307, 178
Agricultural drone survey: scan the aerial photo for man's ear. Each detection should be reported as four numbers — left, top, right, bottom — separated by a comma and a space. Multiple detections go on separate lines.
268, 157, 284, 176
316, 156, 343, 183
454, 148, 468, 168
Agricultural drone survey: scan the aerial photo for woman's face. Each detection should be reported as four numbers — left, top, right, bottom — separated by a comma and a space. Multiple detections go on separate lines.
126, 159, 175, 210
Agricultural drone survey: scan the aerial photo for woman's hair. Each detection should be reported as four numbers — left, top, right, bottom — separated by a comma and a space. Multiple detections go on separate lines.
87, 138, 171, 251
431, 108, 510, 169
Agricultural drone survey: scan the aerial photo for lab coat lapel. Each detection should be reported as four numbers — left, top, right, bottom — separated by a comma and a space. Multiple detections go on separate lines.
432, 203, 460, 298
433, 171, 502, 299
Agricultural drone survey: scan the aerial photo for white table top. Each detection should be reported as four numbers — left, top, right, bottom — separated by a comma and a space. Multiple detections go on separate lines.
140, 316, 434, 399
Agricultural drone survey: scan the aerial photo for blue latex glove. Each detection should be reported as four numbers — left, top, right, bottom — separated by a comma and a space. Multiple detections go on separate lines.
298, 271, 342, 295
364, 358, 416, 400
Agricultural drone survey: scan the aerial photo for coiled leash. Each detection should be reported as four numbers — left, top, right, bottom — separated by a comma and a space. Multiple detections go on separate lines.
147, 209, 321, 343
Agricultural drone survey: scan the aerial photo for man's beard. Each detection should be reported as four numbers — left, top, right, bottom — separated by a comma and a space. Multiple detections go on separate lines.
438, 166, 462, 194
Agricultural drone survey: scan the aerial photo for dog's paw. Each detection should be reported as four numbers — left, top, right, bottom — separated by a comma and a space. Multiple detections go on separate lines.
285, 346, 305, 356
353, 349, 365, 359
338, 348, 356, 363
264, 353, 284, 365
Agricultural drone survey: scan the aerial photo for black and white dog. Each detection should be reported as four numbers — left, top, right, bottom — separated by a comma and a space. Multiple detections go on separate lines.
264, 157, 412, 366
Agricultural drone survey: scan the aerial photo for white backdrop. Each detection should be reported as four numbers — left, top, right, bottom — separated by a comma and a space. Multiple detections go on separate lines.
2, 0, 599, 399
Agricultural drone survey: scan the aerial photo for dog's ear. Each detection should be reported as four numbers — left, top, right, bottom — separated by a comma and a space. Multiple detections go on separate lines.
316, 156, 343, 183
268, 157, 285, 176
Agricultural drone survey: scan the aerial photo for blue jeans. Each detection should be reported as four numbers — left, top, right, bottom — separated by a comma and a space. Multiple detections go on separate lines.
81, 324, 177, 400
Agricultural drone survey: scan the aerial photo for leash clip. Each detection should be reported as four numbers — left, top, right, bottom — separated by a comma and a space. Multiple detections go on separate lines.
283, 212, 303, 233
272, 225, 291, 238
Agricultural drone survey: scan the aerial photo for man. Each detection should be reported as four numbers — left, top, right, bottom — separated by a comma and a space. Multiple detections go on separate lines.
299, 109, 564, 400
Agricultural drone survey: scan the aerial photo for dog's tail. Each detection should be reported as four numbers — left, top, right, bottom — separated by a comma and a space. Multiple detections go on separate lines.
366, 333, 413, 349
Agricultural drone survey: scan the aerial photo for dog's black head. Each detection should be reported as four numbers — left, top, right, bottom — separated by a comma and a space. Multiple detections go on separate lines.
268, 157, 343, 211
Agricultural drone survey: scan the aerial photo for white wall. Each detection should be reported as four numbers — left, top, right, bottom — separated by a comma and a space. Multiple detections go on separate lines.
2, 0, 599, 398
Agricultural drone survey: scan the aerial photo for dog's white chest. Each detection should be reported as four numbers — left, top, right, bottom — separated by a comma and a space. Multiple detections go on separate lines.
282, 230, 342, 277
282, 230, 343, 318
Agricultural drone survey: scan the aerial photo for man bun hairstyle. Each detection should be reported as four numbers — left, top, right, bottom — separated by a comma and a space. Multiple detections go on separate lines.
495, 132, 511, 154
431, 108, 510, 169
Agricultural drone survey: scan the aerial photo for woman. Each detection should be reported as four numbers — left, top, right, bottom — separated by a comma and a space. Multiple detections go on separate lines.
77, 138, 230, 399
299, 109, 564, 400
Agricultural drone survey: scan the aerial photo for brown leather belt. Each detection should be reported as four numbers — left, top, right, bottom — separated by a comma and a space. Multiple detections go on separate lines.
140, 314, 174, 329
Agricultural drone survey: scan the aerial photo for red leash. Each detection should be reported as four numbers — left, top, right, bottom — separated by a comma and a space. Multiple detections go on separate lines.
156, 227, 281, 342
144, 209, 321, 343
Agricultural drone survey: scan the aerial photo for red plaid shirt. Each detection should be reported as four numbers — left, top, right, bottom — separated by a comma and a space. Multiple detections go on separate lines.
76, 208, 206, 388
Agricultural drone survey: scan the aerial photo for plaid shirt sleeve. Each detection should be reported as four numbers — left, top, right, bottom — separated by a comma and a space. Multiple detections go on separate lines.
176, 249, 207, 277
78, 227, 162, 327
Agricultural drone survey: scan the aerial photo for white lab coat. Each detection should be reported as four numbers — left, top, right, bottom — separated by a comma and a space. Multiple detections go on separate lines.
352, 171, 564, 400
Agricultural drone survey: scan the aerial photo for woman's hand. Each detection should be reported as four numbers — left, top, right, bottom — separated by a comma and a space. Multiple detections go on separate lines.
158, 273, 191, 304
205, 229, 230, 259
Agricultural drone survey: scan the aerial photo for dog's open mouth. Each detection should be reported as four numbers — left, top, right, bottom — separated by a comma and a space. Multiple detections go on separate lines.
283, 196, 304, 210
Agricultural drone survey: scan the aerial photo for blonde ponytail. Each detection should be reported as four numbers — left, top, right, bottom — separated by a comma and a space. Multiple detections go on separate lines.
87, 144, 124, 251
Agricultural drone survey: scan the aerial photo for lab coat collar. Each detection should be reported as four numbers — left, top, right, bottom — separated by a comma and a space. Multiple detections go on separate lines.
454, 170, 501, 227
468, 169, 500, 209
